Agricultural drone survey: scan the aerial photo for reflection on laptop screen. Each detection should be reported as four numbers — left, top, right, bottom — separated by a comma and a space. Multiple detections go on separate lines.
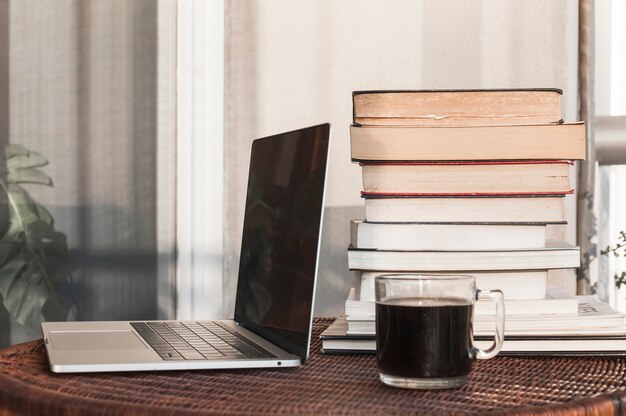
234, 124, 330, 360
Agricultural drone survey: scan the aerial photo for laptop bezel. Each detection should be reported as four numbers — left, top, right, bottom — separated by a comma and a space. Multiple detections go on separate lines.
233, 123, 331, 362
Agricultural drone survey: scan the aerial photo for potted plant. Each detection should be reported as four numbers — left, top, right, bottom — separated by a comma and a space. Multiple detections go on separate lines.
0, 144, 70, 344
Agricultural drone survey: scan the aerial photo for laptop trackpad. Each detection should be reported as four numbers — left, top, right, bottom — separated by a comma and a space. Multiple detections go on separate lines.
49, 331, 148, 351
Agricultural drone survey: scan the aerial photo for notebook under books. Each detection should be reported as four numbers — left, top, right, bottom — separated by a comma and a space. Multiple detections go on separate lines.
42, 123, 331, 373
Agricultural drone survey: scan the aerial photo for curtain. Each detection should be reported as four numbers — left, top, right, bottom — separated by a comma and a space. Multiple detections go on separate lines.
577, 0, 597, 295
0, 0, 164, 347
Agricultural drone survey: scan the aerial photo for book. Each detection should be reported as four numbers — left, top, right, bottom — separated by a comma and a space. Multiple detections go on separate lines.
346, 296, 626, 335
344, 287, 578, 318
360, 161, 573, 196
320, 316, 377, 354
352, 89, 563, 127
350, 220, 548, 251
347, 240, 580, 272
350, 123, 586, 161
320, 316, 626, 356
364, 196, 566, 223
473, 335, 626, 354
345, 318, 626, 337
355, 270, 549, 301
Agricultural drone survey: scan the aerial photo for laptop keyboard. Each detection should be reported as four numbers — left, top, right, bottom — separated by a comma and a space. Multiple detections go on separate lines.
130, 321, 277, 361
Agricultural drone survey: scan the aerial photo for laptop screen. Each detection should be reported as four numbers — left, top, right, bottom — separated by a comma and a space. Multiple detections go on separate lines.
234, 124, 330, 361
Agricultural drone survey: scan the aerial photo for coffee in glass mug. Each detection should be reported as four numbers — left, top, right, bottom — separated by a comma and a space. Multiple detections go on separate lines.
375, 274, 504, 389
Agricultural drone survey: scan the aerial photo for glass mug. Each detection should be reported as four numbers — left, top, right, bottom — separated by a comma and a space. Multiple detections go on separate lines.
375, 274, 504, 389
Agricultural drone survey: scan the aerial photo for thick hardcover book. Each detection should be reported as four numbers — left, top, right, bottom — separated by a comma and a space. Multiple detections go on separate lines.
352, 89, 563, 127
350, 123, 586, 161
360, 160, 573, 196
363, 196, 565, 223
350, 220, 549, 251
347, 240, 580, 272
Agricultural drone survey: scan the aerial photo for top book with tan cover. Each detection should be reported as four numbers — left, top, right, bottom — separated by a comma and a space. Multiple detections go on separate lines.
353, 89, 563, 127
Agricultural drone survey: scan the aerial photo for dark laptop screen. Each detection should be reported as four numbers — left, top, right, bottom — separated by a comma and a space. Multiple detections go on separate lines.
234, 124, 330, 361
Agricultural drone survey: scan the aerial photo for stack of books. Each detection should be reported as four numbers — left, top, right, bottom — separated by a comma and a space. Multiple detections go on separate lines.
322, 89, 626, 356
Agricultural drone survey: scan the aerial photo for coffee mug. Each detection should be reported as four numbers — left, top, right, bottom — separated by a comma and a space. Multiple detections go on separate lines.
375, 274, 504, 389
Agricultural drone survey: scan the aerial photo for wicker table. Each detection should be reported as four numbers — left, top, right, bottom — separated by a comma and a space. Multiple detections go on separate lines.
1, 318, 626, 415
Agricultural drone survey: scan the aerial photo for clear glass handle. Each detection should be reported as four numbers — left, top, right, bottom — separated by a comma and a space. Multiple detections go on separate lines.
473, 289, 504, 360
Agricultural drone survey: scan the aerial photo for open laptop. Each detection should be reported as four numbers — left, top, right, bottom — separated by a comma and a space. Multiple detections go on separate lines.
42, 123, 331, 373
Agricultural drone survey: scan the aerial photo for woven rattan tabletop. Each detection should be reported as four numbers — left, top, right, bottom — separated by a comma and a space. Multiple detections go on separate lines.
1, 318, 626, 415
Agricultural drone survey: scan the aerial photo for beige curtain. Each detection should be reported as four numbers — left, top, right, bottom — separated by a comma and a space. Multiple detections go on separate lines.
1, 0, 164, 347
577, 0, 596, 295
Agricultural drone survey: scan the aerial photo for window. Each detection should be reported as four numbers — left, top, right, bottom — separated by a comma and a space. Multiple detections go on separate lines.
595, 0, 626, 309
0, 1, 178, 348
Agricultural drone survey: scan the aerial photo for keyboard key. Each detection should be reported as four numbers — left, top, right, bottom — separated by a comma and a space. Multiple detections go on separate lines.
179, 351, 205, 360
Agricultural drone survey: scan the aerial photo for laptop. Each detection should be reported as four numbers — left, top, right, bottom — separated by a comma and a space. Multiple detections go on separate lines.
42, 123, 331, 373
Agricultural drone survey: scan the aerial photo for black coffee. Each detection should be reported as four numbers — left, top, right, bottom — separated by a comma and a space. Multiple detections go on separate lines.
376, 299, 474, 379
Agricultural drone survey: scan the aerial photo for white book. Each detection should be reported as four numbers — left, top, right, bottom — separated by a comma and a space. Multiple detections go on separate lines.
350, 220, 547, 251
364, 196, 565, 223
347, 241, 580, 272
344, 287, 578, 318
355, 270, 548, 301
321, 317, 626, 355
346, 296, 626, 336
473, 336, 626, 353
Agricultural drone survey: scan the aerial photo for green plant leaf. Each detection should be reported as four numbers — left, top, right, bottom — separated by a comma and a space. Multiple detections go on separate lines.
0, 254, 27, 296
0, 251, 64, 331
0, 221, 68, 331
0, 145, 69, 333
25, 221, 68, 288
7, 168, 52, 186
5, 184, 41, 229
0, 242, 16, 265
5, 185, 55, 227
35, 203, 53, 226
4, 144, 28, 159
7, 151, 48, 171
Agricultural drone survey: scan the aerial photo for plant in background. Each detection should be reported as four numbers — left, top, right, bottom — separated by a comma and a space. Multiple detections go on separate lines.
601, 231, 626, 289
0, 144, 70, 333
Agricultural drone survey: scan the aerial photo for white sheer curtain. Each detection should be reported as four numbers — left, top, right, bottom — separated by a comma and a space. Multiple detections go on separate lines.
0, 0, 176, 347
595, 0, 626, 309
